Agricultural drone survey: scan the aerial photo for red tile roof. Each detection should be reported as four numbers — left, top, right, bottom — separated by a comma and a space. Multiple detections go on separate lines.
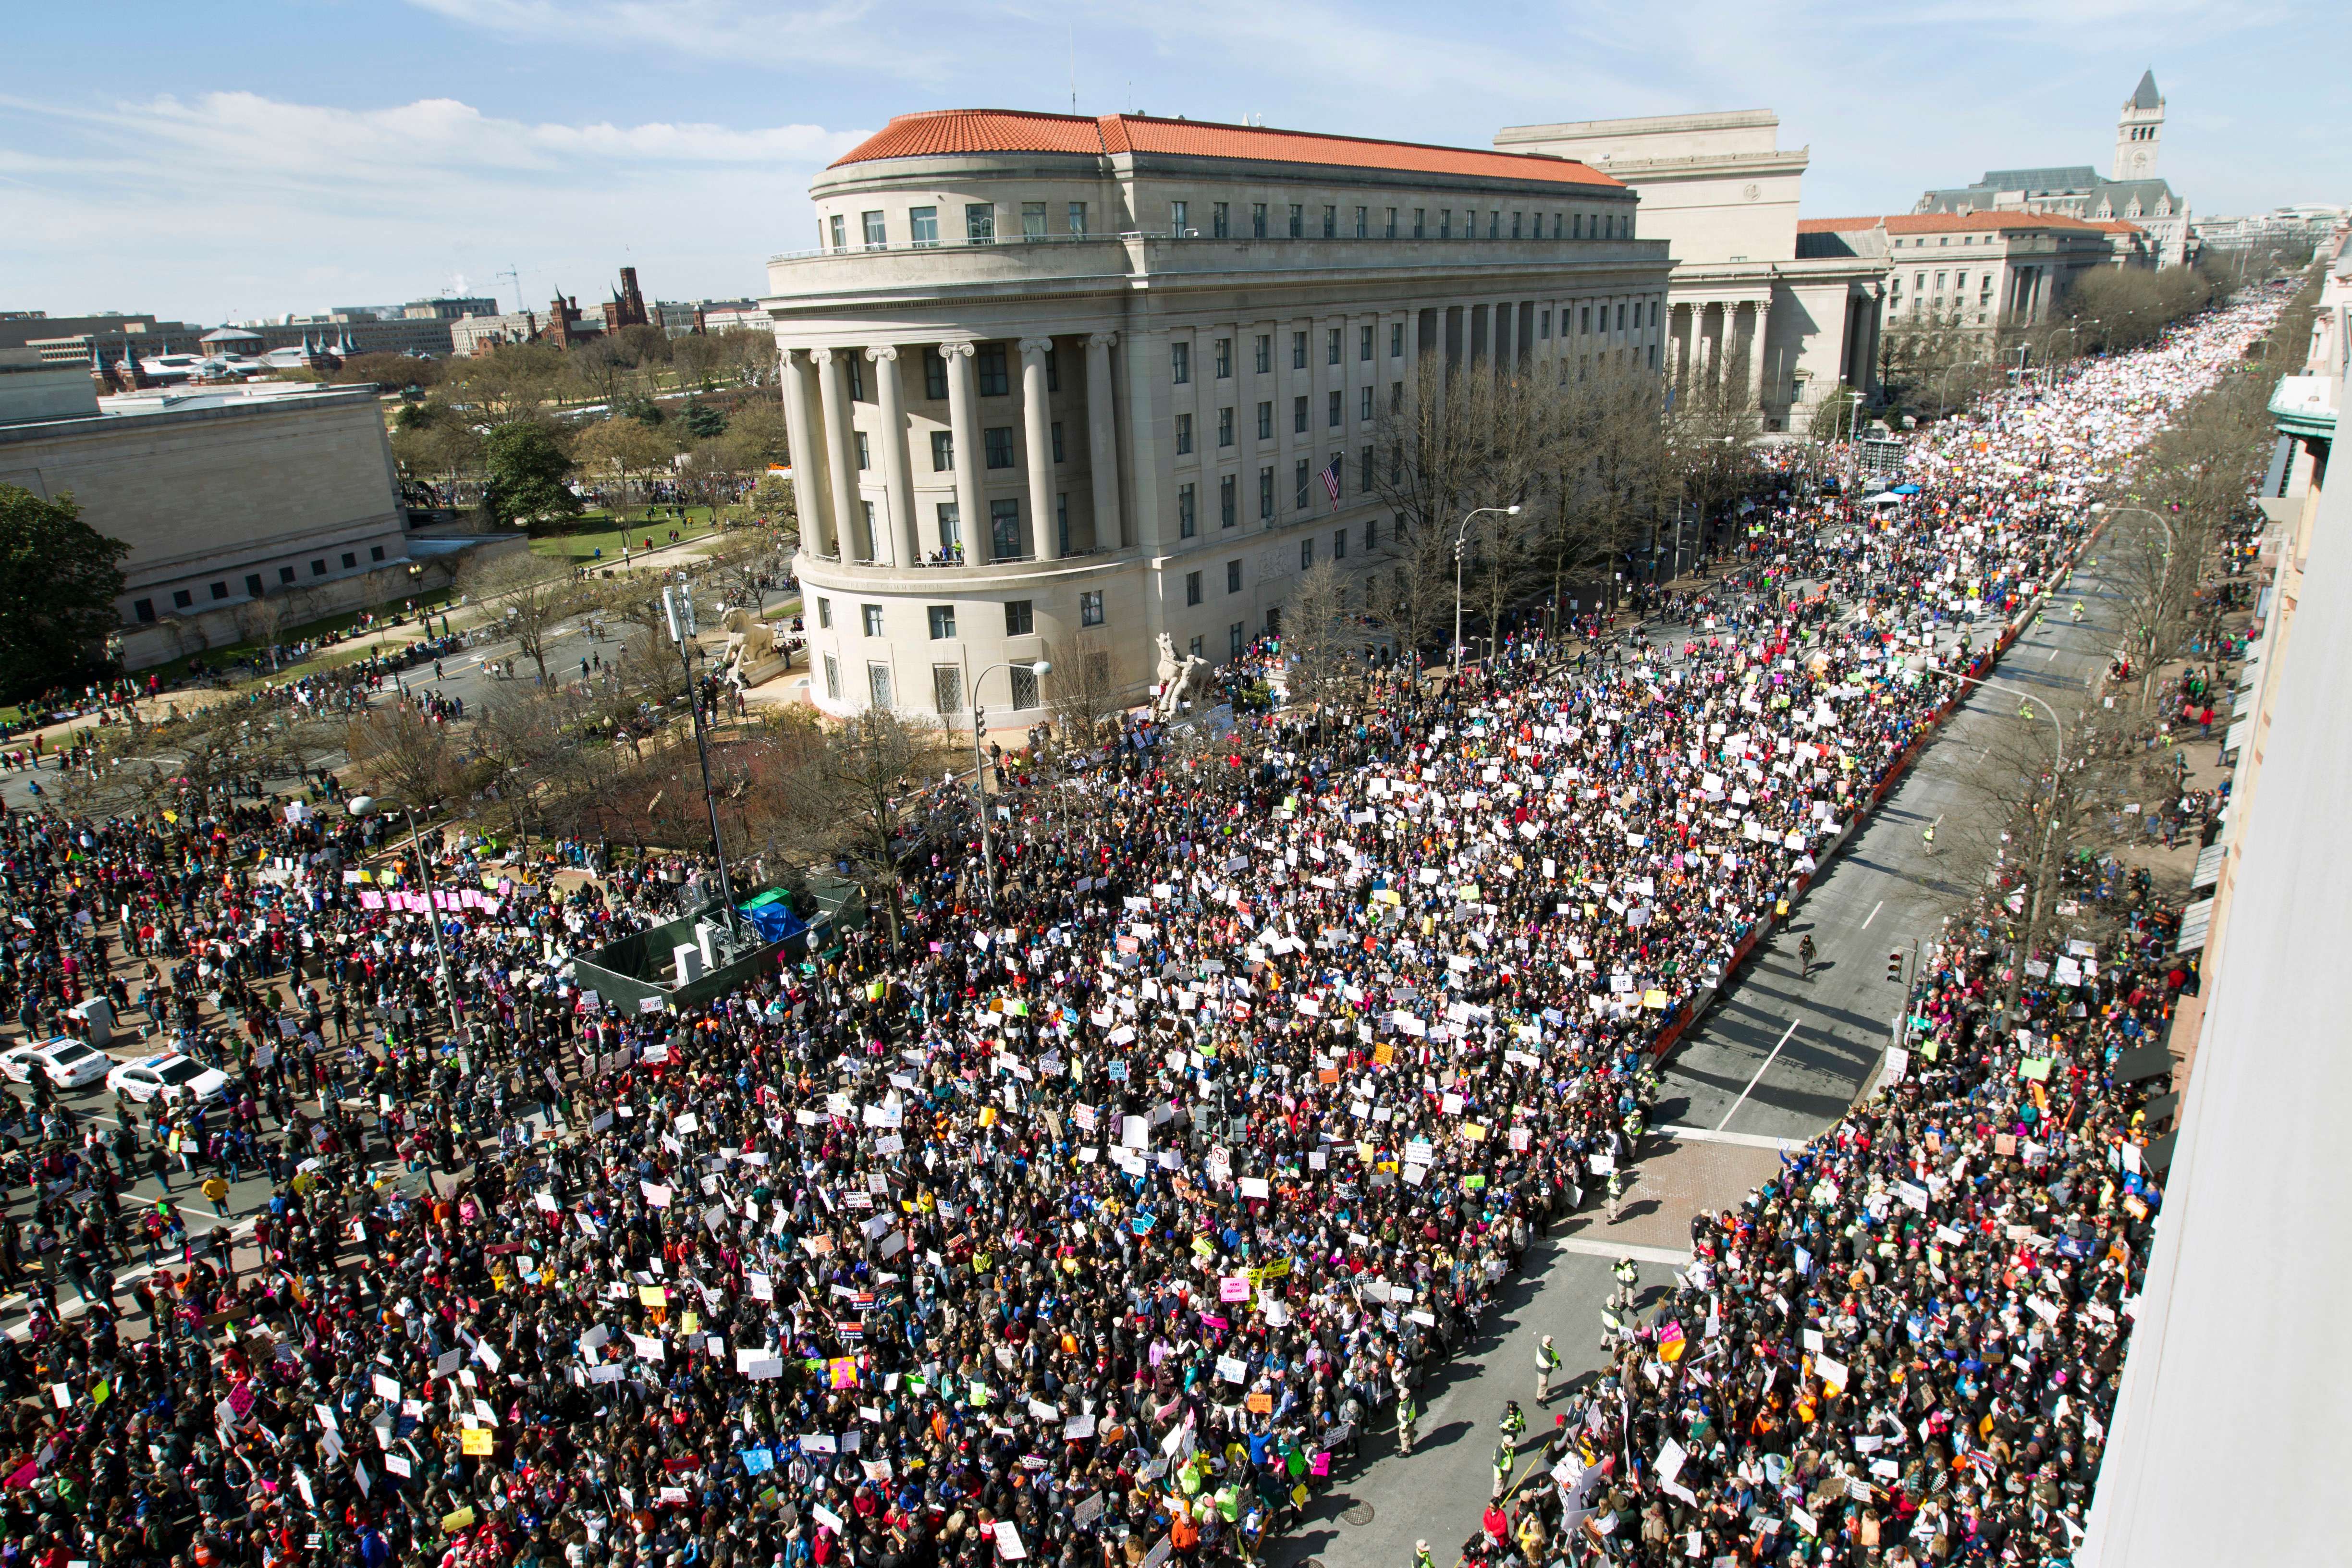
832, 110, 1622, 188
1798, 212, 2112, 236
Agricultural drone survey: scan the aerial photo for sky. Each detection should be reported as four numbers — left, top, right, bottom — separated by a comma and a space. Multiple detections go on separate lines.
3, 0, 2345, 325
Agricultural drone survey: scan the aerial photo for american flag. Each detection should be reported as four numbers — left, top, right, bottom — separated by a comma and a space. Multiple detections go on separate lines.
1320, 454, 1343, 513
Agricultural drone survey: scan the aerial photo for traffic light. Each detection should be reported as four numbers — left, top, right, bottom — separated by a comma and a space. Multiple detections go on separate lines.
1886, 950, 1905, 984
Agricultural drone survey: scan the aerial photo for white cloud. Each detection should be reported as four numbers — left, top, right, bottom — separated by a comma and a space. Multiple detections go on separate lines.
0, 90, 864, 320
404, 0, 961, 77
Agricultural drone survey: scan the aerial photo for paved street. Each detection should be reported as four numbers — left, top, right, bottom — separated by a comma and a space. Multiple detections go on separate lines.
1657, 543, 2126, 1144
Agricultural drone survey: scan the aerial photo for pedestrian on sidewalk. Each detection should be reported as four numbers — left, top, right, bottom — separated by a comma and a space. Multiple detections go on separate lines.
200, 1172, 230, 1217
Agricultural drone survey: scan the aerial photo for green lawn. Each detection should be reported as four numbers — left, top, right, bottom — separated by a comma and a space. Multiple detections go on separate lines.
136, 589, 462, 689
529, 506, 728, 563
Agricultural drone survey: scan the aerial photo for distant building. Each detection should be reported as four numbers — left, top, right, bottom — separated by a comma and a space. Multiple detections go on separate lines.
544, 294, 600, 351
1800, 211, 2122, 337
1495, 109, 1887, 427
402, 296, 501, 321
1915, 71, 2191, 268
2194, 205, 2348, 254
601, 267, 650, 333
0, 350, 415, 669
451, 310, 543, 356
696, 302, 773, 335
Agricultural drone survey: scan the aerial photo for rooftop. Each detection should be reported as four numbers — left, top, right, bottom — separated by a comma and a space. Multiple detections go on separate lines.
830, 109, 1623, 188
1800, 211, 2114, 236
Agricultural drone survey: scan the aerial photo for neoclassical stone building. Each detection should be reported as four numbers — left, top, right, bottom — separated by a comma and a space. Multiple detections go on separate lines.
1494, 110, 1887, 431
761, 110, 1670, 722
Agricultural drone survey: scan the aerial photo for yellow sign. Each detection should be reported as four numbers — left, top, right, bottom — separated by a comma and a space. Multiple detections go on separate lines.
638, 1285, 669, 1307
442, 1507, 478, 1532
461, 1429, 495, 1456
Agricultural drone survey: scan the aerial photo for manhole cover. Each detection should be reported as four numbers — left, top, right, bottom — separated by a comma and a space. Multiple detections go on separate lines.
1344, 1504, 1376, 1526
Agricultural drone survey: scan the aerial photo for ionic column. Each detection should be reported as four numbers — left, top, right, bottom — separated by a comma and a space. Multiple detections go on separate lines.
1018, 337, 1058, 562
942, 342, 986, 564
811, 348, 863, 561
1084, 332, 1121, 551
779, 347, 833, 557
867, 346, 919, 567
1743, 303, 1768, 409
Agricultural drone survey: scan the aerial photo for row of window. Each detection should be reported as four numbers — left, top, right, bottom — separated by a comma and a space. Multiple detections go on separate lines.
1170, 305, 1652, 387
822, 655, 1042, 717
1179, 527, 1366, 605
821, 198, 1632, 252
130, 545, 387, 622
1169, 200, 1629, 244
814, 592, 1090, 643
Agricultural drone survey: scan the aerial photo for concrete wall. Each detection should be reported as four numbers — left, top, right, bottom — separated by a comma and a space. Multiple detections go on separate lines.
112, 532, 526, 671
0, 388, 410, 626
0, 353, 100, 425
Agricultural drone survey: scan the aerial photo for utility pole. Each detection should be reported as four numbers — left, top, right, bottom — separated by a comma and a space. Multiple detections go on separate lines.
663, 582, 743, 938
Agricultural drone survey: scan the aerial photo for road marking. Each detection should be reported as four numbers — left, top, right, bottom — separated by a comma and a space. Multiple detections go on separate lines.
1551, 1237, 1693, 1267
2048, 646, 2061, 663
1862, 899, 1884, 929
1718, 1018, 1802, 1131
1659, 1126, 1804, 1152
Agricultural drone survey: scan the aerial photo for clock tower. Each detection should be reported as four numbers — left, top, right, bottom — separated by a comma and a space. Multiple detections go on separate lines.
2114, 69, 2163, 181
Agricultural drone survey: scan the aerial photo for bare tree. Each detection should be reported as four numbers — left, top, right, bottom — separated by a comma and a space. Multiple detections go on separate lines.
1552, 363, 1674, 613
813, 708, 956, 950
235, 595, 290, 669
1046, 630, 1125, 749
460, 551, 587, 683
1368, 359, 1552, 659
715, 330, 781, 390
344, 707, 465, 810
709, 528, 794, 620
574, 417, 681, 512
1278, 559, 1363, 713
439, 343, 564, 425
1666, 377, 1763, 574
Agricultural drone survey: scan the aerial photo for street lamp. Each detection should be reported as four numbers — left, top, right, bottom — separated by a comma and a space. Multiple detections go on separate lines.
347, 795, 466, 1040
662, 583, 747, 938
1452, 505, 1522, 672
965, 659, 1051, 910
1934, 362, 1984, 420
1924, 663, 2070, 1014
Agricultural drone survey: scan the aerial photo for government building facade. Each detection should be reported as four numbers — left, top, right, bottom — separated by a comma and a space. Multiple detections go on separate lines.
761, 110, 1670, 723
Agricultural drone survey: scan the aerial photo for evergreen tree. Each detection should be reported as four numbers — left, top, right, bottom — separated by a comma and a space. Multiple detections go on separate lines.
0, 485, 131, 700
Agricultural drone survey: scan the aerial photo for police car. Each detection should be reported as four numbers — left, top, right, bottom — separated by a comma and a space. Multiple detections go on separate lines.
105, 1052, 232, 1104
0, 1037, 113, 1089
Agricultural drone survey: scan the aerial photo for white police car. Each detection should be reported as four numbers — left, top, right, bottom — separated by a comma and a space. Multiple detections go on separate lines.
105, 1052, 232, 1104
0, 1037, 112, 1089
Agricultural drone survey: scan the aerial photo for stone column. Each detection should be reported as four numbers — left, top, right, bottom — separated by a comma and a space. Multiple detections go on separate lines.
779, 347, 833, 557
942, 342, 986, 564
1861, 293, 1884, 396
1018, 337, 1058, 562
867, 346, 919, 567
1745, 303, 1769, 409
1084, 332, 1121, 551
812, 348, 863, 561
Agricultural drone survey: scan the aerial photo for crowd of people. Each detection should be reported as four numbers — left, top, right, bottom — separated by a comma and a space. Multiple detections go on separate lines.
0, 287, 2282, 1568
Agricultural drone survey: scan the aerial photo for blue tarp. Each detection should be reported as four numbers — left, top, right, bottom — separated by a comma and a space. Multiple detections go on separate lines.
741, 900, 807, 944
